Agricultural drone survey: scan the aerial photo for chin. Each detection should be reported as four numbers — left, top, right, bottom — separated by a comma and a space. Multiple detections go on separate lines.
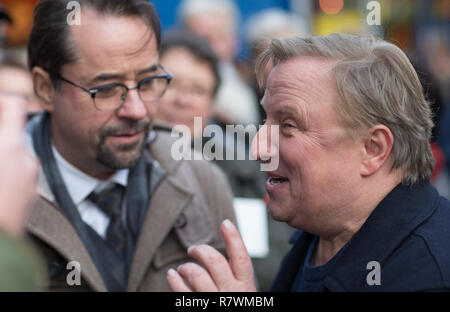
267, 200, 286, 222
268, 196, 301, 224
120, 150, 144, 166
97, 142, 145, 170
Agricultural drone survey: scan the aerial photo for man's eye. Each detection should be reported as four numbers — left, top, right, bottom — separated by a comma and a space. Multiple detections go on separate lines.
139, 78, 155, 91
282, 122, 294, 128
96, 85, 121, 98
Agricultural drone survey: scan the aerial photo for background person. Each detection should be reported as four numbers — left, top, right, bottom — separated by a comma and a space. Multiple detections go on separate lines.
157, 30, 265, 199
244, 8, 309, 123
0, 59, 42, 115
178, 0, 260, 127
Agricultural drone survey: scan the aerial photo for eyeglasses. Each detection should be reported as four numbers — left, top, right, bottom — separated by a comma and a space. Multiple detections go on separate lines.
54, 64, 172, 111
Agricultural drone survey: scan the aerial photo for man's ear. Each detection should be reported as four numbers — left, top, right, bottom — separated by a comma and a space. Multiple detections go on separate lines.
360, 125, 394, 177
32, 67, 55, 112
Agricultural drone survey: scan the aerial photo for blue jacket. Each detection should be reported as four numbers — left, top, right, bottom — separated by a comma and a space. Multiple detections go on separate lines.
271, 182, 450, 291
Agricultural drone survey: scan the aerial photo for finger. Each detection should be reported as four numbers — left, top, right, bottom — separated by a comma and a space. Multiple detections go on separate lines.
167, 268, 192, 292
177, 262, 219, 292
22, 154, 39, 205
187, 244, 235, 288
221, 219, 254, 282
0, 95, 26, 140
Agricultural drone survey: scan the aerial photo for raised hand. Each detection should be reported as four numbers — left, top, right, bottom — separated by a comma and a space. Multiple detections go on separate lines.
167, 219, 257, 292
0, 95, 39, 237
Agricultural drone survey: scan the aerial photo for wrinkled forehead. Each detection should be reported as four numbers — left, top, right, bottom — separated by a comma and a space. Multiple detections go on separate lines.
268, 57, 335, 86
263, 57, 337, 103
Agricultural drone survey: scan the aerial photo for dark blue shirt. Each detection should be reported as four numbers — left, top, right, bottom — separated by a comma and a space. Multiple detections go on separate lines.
291, 236, 348, 292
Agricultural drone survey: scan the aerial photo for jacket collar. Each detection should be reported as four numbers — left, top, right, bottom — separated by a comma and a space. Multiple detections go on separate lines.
271, 182, 439, 291
24, 116, 54, 203
126, 131, 197, 291
325, 182, 439, 291
325, 181, 439, 291
27, 197, 108, 291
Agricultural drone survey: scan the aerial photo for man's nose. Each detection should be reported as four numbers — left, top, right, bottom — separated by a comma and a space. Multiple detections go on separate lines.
116, 89, 149, 120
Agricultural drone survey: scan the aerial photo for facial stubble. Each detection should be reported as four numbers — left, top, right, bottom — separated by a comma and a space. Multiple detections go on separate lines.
96, 121, 151, 170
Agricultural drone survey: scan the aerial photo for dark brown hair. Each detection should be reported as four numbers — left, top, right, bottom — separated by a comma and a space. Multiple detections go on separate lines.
28, 0, 161, 89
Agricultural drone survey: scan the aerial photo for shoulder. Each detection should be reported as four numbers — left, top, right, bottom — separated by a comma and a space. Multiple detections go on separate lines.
149, 123, 229, 184
149, 120, 233, 197
0, 229, 46, 291
412, 195, 450, 288
379, 232, 449, 291
382, 195, 450, 291
148, 123, 236, 238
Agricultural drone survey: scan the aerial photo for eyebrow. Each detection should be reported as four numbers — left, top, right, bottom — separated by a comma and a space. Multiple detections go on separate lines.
273, 105, 304, 122
88, 64, 160, 86
262, 93, 301, 118
137, 64, 159, 76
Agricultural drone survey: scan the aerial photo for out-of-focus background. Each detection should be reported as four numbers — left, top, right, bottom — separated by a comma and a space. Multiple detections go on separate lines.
1, 0, 448, 136
0, 0, 448, 291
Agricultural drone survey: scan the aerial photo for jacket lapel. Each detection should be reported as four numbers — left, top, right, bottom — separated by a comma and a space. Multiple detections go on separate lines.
127, 168, 194, 291
25, 131, 107, 291
27, 197, 107, 291
127, 132, 195, 291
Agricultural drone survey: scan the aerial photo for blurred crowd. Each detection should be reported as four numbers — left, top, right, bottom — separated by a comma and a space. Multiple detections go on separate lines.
0, 0, 449, 292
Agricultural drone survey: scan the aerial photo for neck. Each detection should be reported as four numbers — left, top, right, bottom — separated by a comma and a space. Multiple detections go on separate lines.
312, 234, 351, 266
312, 170, 403, 266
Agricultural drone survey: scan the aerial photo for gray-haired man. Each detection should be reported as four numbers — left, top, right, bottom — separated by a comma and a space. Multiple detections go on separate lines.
168, 33, 450, 292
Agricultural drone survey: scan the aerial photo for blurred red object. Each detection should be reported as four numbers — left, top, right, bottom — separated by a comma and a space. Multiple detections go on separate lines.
431, 141, 445, 183
319, 0, 344, 15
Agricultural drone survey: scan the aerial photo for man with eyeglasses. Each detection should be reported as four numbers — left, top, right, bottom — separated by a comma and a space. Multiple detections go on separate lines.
25, 0, 236, 292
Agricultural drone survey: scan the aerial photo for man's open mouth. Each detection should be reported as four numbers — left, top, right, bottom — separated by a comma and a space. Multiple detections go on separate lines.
268, 176, 289, 185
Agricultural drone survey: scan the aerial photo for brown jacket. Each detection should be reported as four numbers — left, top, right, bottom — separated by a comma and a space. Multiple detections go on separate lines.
25, 129, 236, 291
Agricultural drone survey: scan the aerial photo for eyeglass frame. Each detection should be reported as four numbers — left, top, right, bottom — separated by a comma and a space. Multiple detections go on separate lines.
53, 63, 173, 111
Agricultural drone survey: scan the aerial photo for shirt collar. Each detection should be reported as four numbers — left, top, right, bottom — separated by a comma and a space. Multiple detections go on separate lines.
52, 145, 129, 205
